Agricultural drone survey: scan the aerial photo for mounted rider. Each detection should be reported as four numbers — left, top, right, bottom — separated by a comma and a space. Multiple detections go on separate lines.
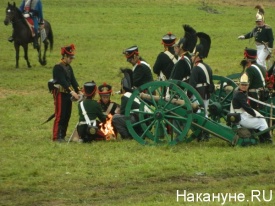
9, 0, 44, 49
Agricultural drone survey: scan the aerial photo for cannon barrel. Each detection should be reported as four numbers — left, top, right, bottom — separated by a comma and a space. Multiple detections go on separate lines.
140, 92, 199, 110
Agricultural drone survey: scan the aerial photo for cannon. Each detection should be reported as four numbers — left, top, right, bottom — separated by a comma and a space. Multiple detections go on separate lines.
124, 80, 275, 146
209, 74, 275, 123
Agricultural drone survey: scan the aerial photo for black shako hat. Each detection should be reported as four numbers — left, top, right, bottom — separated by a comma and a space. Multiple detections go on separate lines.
84, 81, 97, 97
244, 48, 257, 60
162, 32, 176, 46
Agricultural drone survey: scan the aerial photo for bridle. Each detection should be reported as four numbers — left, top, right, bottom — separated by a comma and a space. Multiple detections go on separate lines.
4, 7, 23, 25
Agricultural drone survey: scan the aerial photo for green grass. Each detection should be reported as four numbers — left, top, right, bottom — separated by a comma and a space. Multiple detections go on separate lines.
0, 0, 275, 205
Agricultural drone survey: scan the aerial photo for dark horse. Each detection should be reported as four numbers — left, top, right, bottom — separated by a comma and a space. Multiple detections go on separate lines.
4, 2, 53, 68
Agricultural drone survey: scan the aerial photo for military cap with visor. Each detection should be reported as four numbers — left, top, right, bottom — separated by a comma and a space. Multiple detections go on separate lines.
98, 82, 112, 96
162, 32, 176, 46
123, 46, 138, 61
61, 44, 76, 58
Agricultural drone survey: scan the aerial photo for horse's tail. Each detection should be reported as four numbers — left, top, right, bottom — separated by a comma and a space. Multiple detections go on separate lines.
45, 21, 54, 52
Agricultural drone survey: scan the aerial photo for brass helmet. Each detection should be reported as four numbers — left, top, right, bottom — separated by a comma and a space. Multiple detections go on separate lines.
240, 73, 249, 85
255, 5, 264, 22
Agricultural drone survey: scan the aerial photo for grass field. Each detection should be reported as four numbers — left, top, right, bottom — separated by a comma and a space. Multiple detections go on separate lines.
0, 0, 275, 205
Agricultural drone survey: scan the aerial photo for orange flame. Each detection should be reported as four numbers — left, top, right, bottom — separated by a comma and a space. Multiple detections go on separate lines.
100, 114, 116, 140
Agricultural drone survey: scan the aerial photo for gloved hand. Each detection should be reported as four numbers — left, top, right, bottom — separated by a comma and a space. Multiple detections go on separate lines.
70, 91, 79, 100
238, 35, 245, 40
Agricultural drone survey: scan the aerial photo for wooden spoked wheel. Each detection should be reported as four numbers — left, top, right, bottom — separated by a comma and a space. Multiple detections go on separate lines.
125, 81, 204, 145
208, 75, 238, 122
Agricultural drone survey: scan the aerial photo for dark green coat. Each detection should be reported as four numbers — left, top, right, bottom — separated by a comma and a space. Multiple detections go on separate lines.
153, 51, 177, 79
244, 24, 274, 48
132, 61, 153, 88
246, 63, 266, 90
78, 99, 106, 122
169, 53, 192, 81
77, 99, 107, 140
52, 62, 80, 93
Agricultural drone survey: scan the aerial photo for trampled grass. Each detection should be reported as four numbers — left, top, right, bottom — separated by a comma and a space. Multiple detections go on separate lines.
0, 0, 275, 205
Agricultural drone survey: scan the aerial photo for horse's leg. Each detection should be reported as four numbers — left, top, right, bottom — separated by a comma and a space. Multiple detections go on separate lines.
14, 43, 20, 68
42, 40, 49, 65
39, 40, 48, 66
23, 44, 31, 68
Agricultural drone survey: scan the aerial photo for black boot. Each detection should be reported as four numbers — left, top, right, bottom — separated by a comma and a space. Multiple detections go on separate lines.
57, 126, 66, 142
259, 132, 273, 144
8, 36, 14, 43
33, 35, 39, 49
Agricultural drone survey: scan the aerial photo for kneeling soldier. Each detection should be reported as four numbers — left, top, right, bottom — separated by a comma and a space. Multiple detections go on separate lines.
77, 81, 107, 143
231, 73, 272, 144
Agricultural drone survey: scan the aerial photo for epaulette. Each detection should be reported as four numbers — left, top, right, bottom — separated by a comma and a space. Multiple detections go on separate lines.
264, 24, 272, 29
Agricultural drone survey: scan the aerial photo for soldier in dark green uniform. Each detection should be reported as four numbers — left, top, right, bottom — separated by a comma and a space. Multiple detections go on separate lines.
169, 25, 197, 82
238, 5, 274, 69
243, 48, 267, 110
52, 44, 82, 142
123, 46, 153, 88
97, 83, 119, 116
153, 32, 178, 81
97, 82, 120, 138
231, 73, 272, 144
77, 81, 107, 143
190, 32, 214, 118
112, 68, 142, 139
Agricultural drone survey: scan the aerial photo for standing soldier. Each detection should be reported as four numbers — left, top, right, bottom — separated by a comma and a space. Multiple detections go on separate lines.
238, 5, 274, 70
123, 46, 153, 89
153, 32, 178, 81
190, 32, 214, 118
52, 44, 82, 142
169, 25, 197, 82
243, 48, 267, 110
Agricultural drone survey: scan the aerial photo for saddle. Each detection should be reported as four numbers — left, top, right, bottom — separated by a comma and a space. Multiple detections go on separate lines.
24, 17, 35, 37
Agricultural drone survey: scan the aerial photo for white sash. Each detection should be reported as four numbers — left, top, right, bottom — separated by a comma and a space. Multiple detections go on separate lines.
251, 64, 266, 86
80, 101, 96, 126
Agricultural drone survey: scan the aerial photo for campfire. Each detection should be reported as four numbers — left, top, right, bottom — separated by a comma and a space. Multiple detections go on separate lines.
100, 114, 116, 140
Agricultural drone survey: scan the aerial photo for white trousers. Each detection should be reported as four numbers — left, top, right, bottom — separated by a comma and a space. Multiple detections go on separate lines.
239, 110, 268, 131
256, 44, 270, 70
203, 99, 209, 118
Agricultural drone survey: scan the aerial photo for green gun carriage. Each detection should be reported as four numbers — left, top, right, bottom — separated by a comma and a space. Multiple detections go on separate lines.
124, 77, 275, 146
